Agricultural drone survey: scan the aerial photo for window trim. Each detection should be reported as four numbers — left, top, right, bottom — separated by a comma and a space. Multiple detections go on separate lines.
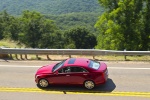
58, 66, 89, 74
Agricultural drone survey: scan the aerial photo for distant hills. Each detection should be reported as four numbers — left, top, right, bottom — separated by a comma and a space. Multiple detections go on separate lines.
0, 0, 104, 15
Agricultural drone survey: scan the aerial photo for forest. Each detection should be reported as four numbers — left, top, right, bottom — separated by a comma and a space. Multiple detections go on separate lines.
0, 0, 150, 51
0, 0, 103, 15
0, 10, 97, 49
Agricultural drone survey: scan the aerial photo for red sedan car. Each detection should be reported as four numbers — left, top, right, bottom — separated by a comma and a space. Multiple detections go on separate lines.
35, 58, 108, 89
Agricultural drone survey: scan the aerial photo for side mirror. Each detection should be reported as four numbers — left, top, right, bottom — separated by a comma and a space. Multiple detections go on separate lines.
54, 71, 58, 75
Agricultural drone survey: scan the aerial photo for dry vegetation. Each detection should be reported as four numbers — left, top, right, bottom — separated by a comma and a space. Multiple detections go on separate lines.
0, 39, 25, 48
9, 54, 150, 61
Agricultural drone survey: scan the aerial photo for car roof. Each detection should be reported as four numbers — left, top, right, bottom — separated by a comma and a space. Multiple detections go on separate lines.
63, 58, 90, 68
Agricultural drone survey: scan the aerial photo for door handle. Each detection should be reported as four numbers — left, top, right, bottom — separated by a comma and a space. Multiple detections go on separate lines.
66, 75, 70, 76
83, 74, 88, 76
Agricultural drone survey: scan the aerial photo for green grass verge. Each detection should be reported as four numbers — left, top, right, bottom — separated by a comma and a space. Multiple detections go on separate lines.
0, 39, 25, 48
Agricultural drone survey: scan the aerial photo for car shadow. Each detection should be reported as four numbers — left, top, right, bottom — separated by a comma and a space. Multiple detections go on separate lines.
38, 78, 116, 94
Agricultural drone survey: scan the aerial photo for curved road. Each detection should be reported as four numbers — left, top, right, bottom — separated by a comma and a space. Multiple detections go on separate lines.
0, 60, 150, 100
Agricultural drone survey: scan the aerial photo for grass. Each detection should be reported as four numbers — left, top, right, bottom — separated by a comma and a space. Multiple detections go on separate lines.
0, 39, 25, 48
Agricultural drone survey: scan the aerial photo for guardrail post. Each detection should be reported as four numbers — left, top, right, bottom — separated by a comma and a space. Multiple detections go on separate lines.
36, 55, 39, 60
25, 54, 28, 60
9, 54, 13, 59
20, 54, 23, 60
69, 55, 71, 58
93, 56, 95, 59
47, 55, 50, 60
15, 54, 18, 60
124, 49, 127, 61
124, 55, 127, 61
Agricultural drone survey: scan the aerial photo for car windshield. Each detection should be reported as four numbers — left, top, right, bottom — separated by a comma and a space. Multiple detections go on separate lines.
88, 60, 100, 70
52, 60, 66, 72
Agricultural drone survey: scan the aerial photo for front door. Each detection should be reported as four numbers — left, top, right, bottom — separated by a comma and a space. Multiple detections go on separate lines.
48, 67, 71, 84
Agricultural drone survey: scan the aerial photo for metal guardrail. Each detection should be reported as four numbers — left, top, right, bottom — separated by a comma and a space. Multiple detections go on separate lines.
0, 48, 150, 60
0, 48, 150, 55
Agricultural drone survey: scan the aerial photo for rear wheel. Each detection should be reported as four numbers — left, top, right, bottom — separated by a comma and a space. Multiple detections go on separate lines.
84, 80, 95, 89
38, 79, 49, 88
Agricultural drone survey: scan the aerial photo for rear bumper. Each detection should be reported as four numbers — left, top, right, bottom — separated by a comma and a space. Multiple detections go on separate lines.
95, 71, 109, 85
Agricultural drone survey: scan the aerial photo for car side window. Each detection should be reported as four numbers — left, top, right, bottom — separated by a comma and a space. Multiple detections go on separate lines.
58, 67, 71, 73
58, 66, 88, 73
71, 67, 88, 73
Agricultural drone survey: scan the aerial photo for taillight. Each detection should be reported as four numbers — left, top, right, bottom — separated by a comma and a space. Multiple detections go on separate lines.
104, 68, 108, 74
103, 68, 108, 81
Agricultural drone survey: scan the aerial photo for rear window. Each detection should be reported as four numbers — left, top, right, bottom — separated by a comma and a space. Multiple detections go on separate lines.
88, 60, 100, 70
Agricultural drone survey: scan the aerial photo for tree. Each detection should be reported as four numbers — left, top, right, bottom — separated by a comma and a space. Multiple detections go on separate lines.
64, 27, 97, 49
0, 10, 21, 41
39, 30, 64, 49
8, 17, 22, 41
19, 10, 57, 48
0, 13, 4, 39
0, 11, 11, 40
142, 0, 150, 50
95, 0, 147, 50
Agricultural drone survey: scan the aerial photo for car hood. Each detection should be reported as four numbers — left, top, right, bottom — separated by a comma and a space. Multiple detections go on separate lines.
36, 64, 56, 75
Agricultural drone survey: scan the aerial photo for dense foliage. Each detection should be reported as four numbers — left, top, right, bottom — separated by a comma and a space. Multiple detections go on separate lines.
0, 0, 150, 50
0, 0, 103, 15
0, 11, 97, 49
64, 27, 97, 49
95, 0, 150, 51
45, 12, 100, 33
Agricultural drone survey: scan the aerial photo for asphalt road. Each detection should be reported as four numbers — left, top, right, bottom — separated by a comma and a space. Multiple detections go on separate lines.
0, 60, 150, 100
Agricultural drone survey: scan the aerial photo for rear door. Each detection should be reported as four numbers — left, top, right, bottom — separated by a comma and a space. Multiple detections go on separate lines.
68, 66, 90, 85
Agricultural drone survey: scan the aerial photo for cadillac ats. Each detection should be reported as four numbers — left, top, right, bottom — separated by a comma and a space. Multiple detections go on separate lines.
35, 58, 108, 89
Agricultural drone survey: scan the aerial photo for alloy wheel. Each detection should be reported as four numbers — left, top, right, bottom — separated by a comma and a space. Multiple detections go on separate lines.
84, 80, 95, 89
38, 79, 49, 88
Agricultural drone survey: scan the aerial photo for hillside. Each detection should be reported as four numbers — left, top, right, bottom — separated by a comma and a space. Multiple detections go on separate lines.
46, 12, 100, 32
0, 0, 104, 15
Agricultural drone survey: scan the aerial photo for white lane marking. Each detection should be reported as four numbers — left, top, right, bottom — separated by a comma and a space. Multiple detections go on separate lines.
108, 67, 150, 70
0, 65, 150, 70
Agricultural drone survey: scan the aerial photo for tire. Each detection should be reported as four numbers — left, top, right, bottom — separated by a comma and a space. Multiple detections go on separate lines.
38, 79, 49, 88
84, 80, 95, 89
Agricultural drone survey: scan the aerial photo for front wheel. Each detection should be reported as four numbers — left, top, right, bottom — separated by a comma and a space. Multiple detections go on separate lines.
38, 79, 49, 88
84, 80, 95, 89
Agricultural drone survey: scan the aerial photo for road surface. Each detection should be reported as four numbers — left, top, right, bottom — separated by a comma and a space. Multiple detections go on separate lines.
0, 60, 150, 100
